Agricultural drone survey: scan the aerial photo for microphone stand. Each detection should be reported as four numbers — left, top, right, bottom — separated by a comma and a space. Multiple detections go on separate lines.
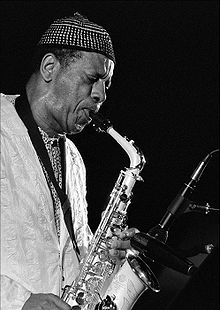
148, 149, 219, 243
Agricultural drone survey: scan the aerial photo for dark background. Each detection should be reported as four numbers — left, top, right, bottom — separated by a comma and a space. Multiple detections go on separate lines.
1, 1, 219, 309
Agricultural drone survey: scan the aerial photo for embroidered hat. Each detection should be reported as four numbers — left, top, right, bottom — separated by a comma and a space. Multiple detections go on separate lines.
38, 12, 116, 63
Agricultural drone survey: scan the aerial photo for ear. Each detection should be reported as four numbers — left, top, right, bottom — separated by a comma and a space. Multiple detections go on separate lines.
40, 53, 60, 82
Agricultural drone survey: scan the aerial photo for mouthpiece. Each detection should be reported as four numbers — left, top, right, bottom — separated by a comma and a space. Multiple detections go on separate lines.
89, 111, 112, 133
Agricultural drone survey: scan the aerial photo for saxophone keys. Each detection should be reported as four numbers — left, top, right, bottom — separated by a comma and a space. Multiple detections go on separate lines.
95, 295, 117, 310
98, 249, 109, 261
91, 262, 104, 275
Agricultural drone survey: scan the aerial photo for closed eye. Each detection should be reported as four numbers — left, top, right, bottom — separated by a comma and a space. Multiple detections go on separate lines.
87, 74, 111, 90
88, 76, 99, 84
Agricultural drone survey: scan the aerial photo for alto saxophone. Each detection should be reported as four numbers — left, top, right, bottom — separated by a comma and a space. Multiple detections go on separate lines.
62, 112, 160, 309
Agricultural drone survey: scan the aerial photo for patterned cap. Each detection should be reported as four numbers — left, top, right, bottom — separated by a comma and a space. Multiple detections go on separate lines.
38, 12, 115, 63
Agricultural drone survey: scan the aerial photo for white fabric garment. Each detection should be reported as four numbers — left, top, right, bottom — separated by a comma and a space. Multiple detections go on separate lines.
0, 94, 93, 309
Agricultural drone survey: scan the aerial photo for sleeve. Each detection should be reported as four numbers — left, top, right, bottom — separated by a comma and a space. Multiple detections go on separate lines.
0, 275, 31, 310
0, 134, 31, 309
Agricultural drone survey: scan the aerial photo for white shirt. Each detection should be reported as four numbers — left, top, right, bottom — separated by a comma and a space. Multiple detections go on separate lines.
0, 94, 92, 309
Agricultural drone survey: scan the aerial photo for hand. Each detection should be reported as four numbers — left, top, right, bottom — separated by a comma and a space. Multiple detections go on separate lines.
108, 227, 139, 263
22, 293, 71, 310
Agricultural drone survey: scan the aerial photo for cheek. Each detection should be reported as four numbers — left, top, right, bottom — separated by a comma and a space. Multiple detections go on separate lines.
52, 80, 76, 112
54, 76, 72, 99
53, 74, 92, 112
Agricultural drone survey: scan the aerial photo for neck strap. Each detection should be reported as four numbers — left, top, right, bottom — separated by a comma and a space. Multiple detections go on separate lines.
15, 92, 79, 254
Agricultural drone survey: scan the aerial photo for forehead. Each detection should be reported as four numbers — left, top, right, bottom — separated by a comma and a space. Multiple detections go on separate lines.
77, 51, 114, 78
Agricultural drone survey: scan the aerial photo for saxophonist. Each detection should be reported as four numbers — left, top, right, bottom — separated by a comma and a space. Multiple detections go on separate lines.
0, 12, 137, 310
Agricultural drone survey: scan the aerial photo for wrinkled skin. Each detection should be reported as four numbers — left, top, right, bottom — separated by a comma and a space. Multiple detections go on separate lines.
28, 51, 114, 137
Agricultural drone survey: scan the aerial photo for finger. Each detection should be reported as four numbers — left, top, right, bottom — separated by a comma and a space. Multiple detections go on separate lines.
22, 293, 71, 310
106, 236, 118, 248
121, 227, 140, 239
48, 294, 71, 310
109, 249, 127, 259
111, 239, 130, 250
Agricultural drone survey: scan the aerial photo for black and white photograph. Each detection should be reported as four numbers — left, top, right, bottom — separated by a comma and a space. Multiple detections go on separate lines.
1, 1, 219, 309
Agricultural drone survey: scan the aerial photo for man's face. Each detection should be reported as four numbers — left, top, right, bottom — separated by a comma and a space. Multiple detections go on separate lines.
47, 51, 114, 135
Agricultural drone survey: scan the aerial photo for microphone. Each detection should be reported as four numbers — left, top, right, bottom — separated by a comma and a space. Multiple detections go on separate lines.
130, 232, 198, 276
188, 202, 219, 215
148, 149, 219, 243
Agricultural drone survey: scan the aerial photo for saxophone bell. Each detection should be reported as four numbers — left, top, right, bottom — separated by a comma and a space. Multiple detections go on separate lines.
102, 251, 160, 310
126, 250, 160, 292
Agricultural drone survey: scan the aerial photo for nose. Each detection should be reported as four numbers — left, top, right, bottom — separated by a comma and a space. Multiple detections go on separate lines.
91, 80, 106, 106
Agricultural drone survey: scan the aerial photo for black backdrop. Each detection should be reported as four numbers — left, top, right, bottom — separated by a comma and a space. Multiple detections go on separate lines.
1, 1, 219, 309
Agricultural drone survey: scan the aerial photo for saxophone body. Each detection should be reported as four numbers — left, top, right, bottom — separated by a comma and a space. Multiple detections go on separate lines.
62, 113, 160, 309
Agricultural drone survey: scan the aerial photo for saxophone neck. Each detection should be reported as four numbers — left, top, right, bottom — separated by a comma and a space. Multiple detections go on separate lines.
90, 111, 146, 171
108, 127, 146, 171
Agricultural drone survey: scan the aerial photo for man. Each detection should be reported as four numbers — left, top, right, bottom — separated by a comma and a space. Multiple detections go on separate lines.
1, 13, 136, 309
